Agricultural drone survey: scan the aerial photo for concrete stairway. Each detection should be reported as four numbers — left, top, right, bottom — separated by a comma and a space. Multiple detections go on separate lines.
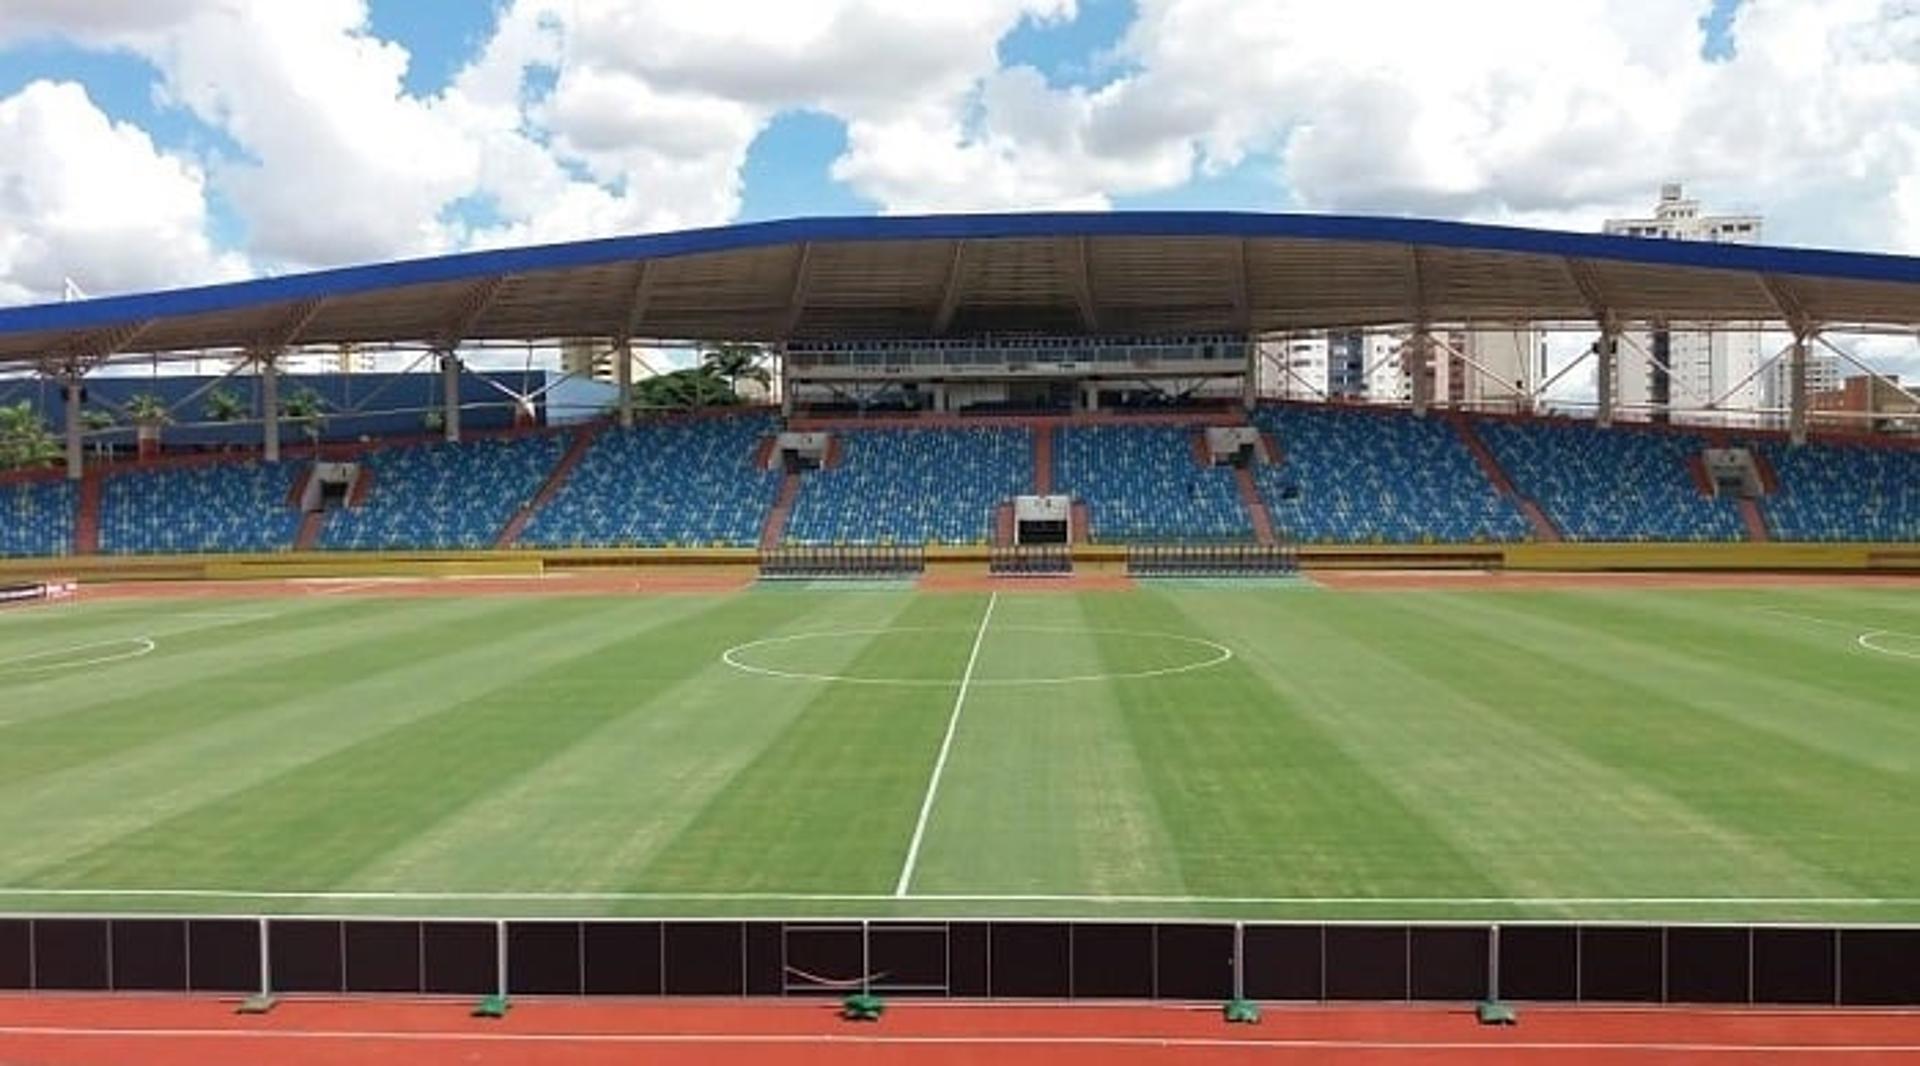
73, 468, 102, 555
1233, 466, 1278, 546
759, 471, 802, 550
494, 428, 598, 548
1450, 416, 1561, 542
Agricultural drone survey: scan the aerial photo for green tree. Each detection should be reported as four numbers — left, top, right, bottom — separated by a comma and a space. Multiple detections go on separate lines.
281, 388, 329, 446
0, 402, 61, 471
631, 367, 739, 410
80, 408, 115, 460
203, 387, 247, 424
700, 342, 771, 396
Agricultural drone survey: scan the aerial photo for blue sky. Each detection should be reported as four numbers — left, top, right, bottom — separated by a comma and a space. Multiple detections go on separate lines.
0, 0, 1913, 314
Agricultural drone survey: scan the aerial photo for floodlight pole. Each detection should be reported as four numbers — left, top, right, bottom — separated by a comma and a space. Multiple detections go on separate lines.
63, 372, 84, 481
260, 354, 281, 462
440, 349, 462, 443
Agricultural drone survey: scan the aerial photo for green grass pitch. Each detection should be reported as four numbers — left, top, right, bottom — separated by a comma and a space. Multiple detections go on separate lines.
1, 581, 1917, 923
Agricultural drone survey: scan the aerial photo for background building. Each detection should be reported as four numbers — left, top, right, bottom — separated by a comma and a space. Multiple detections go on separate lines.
1604, 184, 1766, 426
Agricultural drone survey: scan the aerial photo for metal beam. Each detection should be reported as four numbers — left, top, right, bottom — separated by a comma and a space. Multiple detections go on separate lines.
617, 260, 656, 341
780, 243, 814, 338
435, 276, 508, 350
932, 241, 968, 335
250, 298, 327, 356
1066, 238, 1100, 333
1562, 258, 1615, 322
1226, 239, 1253, 335
1758, 274, 1815, 334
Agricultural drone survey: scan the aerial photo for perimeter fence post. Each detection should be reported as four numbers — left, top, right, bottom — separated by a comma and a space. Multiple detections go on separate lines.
259, 917, 272, 998
1488, 924, 1500, 1002
862, 919, 872, 996
497, 919, 509, 1000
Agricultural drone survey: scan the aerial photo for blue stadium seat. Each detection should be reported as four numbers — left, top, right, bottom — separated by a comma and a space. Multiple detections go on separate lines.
520, 413, 780, 548
786, 426, 1029, 546
100, 461, 303, 554
1758, 439, 1920, 542
1252, 406, 1530, 544
0, 479, 75, 558
1477, 419, 1743, 542
1055, 425, 1250, 542
320, 434, 565, 550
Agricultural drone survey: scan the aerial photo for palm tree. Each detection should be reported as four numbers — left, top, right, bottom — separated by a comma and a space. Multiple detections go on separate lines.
280, 389, 328, 449
125, 393, 172, 459
204, 387, 247, 424
701, 342, 771, 397
80, 409, 115, 460
0, 402, 61, 471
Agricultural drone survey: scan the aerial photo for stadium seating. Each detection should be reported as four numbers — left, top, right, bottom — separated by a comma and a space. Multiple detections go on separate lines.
785, 426, 1029, 546
0, 479, 75, 558
520, 414, 780, 548
1054, 425, 1250, 542
1252, 405, 1530, 543
319, 434, 566, 550
100, 460, 303, 554
1758, 439, 1920, 542
1477, 419, 1744, 542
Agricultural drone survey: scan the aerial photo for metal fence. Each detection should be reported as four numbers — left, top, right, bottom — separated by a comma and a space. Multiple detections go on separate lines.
1127, 542, 1299, 578
758, 545, 926, 580
3, 917, 1916, 1005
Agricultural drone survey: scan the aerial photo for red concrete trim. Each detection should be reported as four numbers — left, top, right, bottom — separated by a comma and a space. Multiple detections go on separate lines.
1739, 498, 1773, 543
788, 410, 1246, 432
1260, 432, 1284, 466
994, 500, 1015, 546
1686, 453, 1715, 497
293, 510, 327, 551
758, 471, 802, 550
1233, 465, 1277, 546
285, 464, 314, 508
1751, 448, 1782, 493
0, 464, 68, 486
347, 466, 375, 508
1449, 415, 1561, 543
751, 434, 775, 471
1190, 429, 1212, 467
494, 427, 600, 549
73, 467, 102, 556
1033, 424, 1054, 495
1070, 500, 1090, 544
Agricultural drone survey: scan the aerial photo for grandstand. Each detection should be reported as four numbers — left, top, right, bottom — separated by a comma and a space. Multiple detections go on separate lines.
319, 434, 566, 551
784, 425, 1030, 546
98, 459, 303, 555
520, 414, 780, 548
1054, 424, 1250, 542
1477, 419, 1745, 543
0, 478, 74, 558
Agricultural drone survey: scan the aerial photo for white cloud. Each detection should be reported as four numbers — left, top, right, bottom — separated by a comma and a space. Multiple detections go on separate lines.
0, 80, 244, 305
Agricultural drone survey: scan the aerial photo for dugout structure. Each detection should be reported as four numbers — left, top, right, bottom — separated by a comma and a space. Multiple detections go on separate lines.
1127, 542, 1299, 578
759, 544, 925, 580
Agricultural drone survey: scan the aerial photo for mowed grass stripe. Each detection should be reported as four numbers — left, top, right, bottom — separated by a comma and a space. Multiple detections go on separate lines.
905, 591, 1187, 896
1385, 590, 1917, 898
0, 599, 466, 784
632, 594, 986, 894
1080, 589, 1500, 899
21, 593, 796, 892
1214, 588, 1846, 909
344, 590, 930, 896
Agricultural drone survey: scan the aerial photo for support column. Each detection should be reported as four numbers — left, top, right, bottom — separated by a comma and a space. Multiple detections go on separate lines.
1788, 330, 1810, 446
1595, 326, 1618, 430
261, 356, 281, 462
615, 338, 635, 428
64, 375, 83, 481
1406, 330, 1433, 418
1242, 336, 1258, 411
440, 349, 462, 443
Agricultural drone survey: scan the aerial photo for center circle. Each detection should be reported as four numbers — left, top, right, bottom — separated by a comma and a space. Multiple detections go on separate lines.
720, 625, 1233, 686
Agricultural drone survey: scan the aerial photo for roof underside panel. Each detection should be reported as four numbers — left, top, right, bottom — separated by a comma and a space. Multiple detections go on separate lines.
0, 212, 1914, 366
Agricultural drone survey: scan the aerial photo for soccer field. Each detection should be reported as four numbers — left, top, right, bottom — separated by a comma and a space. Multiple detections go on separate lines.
2, 579, 1917, 923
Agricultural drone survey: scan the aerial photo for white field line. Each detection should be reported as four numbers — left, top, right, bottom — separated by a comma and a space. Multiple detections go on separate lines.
0, 1026, 1916, 1054
1757, 607, 1920, 663
0, 636, 155, 676
720, 625, 1231, 687
2, 887, 1918, 909
895, 591, 997, 897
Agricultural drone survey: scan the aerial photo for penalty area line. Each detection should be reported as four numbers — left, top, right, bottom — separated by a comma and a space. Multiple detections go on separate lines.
895, 590, 997, 897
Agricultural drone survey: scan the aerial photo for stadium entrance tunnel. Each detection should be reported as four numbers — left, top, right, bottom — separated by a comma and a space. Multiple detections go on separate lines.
721, 625, 1232, 686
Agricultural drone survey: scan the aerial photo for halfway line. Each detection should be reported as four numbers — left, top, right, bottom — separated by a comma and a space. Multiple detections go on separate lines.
894, 591, 997, 897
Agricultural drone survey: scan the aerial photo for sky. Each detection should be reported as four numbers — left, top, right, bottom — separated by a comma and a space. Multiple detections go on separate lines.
0, 0, 1914, 320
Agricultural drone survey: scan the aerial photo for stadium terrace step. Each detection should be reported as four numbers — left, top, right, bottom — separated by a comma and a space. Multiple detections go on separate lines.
1260, 432, 1284, 465
994, 500, 1015, 546
1070, 500, 1090, 545
496, 427, 599, 548
1687, 453, 1715, 497
1476, 419, 1742, 543
1739, 498, 1772, 542
75, 467, 102, 555
1234, 465, 1278, 546
1456, 416, 1565, 543
760, 471, 802, 550
1032, 423, 1054, 494
294, 509, 327, 550
1189, 429, 1212, 467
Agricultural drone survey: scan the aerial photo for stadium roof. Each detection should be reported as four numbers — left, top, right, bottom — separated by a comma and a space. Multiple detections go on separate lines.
1, 211, 1916, 369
